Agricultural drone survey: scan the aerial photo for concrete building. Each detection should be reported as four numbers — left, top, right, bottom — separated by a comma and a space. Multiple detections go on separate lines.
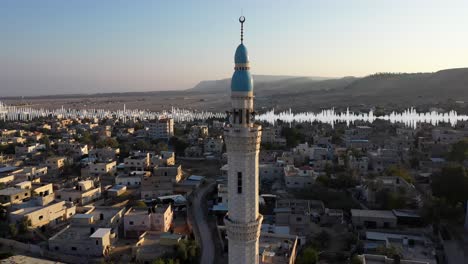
15, 144, 42, 155
71, 205, 125, 230
49, 226, 112, 257
123, 204, 173, 238
88, 161, 117, 177
351, 209, 397, 229
259, 232, 298, 264
57, 142, 88, 158
55, 180, 101, 205
0, 187, 31, 206
223, 17, 263, 264
261, 127, 287, 147
141, 166, 182, 199
115, 171, 150, 188
147, 118, 174, 140
10, 200, 76, 228
88, 147, 120, 162
204, 136, 224, 155
188, 125, 209, 142
360, 231, 436, 264
274, 199, 324, 235
368, 149, 401, 173
22, 166, 48, 180
150, 151, 175, 167
132, 231, 184, 263
124, 152, 150, 171
45, 156, 67, 171
283, 165, 317, 189
363, 176, 419, 206
259, 163, 284, 181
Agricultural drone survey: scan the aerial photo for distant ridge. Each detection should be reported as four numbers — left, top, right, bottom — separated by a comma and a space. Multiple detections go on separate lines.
2, 68, 468, 112
187, 75, 331, 93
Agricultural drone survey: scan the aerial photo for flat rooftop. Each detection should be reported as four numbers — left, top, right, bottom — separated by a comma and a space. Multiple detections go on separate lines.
90, 228, 111, 238
0, 255, 64, 264
351, 209, 397, 219
0, 187, 28, 196
50, 226, 94, 241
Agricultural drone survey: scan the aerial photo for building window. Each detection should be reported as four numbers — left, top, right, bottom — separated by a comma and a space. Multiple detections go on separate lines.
129, 221, 134, 225
39, 215, 43, 220
237, 172, 242, 194
71, 247, 77, 251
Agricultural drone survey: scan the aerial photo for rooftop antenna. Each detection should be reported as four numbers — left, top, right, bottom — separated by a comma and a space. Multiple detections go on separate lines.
239, 14, 245, 43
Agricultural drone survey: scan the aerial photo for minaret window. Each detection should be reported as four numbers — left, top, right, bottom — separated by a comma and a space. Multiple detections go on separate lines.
239, 109, 243, 124
237, 172, 242, 194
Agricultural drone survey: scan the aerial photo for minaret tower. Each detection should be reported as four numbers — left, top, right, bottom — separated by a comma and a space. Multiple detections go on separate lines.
224, 16, 263, 264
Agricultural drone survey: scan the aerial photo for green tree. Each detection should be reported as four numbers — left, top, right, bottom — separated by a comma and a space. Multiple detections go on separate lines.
448, 139, 468, 163
135, 140, 152, 151
79, 131, 93, 145
9, 224, 18, 237
96, 138, 119, 148
176, 241, 188, 262
376, 189, 406, 210
315, 230, 331, 249
156, 142, 169, 152
39, 135, 51, 149
19, 218, 30, 233
432, 165, 468, 205
169, 137, 189, 156
152, 259, 166, 264
296, 247, 319, 264
385, 166, 413, 183
351, 255, 363, 264
281, 127, 305, 147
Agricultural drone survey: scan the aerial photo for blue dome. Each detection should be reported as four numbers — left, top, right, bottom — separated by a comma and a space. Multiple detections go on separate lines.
234, 44, 249, 64
231, 70, 253, 92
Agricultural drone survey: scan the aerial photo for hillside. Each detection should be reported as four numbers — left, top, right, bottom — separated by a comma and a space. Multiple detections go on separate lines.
3, 68, 467, 112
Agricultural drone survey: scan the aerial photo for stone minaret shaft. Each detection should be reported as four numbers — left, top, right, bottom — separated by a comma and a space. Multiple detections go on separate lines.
224, 16, 263, 264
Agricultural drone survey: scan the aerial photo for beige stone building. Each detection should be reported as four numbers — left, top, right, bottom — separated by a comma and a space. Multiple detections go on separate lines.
88, 161, 117, 177
259, 232, 298, 264
0, 187, 31, 206
49, 226, 112, 257
45, 157, 67, 171
124, 152, 150, 171
150, 151, 175, 167
123, 204, 173, 238
141, 165, 182, 199
55, 180, 101, 205
10, 200, 76, 228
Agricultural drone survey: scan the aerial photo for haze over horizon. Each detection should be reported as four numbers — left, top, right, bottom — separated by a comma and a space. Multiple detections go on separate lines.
1, 0, 468, 97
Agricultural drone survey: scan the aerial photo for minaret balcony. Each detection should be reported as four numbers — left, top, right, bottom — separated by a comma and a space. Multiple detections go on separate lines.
224, 214, 263, 242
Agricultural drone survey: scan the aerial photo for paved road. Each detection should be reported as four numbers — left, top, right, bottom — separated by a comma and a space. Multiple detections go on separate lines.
189, 181, 217, 264
189, 182, 216, 264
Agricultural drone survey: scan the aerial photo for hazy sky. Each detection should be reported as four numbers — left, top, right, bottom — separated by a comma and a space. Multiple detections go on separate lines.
1, 0, 467, 96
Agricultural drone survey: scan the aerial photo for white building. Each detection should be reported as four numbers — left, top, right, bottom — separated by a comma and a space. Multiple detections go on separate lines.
283, 165, 318, 189
147, 118, 174, 140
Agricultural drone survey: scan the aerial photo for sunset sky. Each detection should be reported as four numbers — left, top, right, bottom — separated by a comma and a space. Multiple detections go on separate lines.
1, 0, 467, 96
